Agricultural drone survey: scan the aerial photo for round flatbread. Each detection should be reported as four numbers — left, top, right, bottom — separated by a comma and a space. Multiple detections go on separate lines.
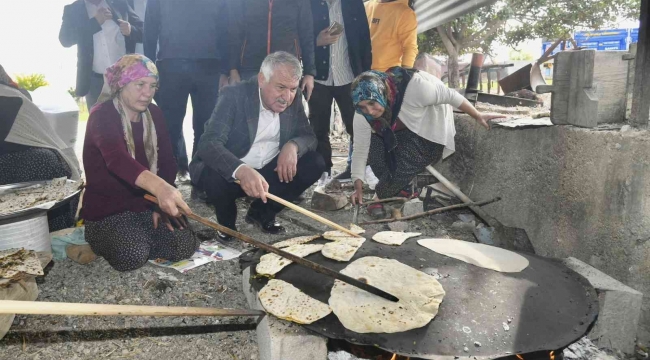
259, 279, 331, 324
321, 237, 365, 262
417, 238, 529, 273
329, 256, 445, 334
256, 244, 324, 276
272, 235, 321, 248
371, 231, 422, 246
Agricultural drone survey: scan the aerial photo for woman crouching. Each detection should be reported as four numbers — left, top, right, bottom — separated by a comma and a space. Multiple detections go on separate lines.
349, 67, 502, 216
82, 54, 198, 271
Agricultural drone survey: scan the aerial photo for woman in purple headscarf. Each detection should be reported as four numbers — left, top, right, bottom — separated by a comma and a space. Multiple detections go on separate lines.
82, 54, 198, 271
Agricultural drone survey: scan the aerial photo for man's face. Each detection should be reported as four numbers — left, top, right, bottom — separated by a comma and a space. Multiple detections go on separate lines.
258, 66, 300, 113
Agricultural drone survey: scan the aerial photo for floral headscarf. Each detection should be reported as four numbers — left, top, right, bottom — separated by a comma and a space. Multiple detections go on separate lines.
97, 54, 160, 175
351, 67, 416, 172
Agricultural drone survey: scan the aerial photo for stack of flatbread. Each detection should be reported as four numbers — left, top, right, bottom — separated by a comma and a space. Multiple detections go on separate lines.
0, 177, 80, 215
321, 224, 366, 262
0, 249, 44, 287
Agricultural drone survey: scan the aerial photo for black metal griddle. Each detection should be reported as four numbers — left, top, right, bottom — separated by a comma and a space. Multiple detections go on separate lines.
241, 238, 598, 359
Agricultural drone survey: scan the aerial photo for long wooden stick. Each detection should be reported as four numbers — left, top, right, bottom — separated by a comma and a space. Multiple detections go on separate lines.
359, 197, 501, 225
144, 195, 399, 302
0, 300, 264, 317
234, 181, 362, 238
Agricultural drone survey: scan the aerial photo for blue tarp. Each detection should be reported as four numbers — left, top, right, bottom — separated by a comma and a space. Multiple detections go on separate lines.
542, 28, 638, 55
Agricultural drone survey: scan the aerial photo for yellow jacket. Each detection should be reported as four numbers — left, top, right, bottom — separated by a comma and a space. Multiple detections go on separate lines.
365, 0, 418, 71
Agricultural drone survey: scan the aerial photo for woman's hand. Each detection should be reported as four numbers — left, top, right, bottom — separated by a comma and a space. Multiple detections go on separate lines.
155, 182, 192, 218
476, 113, 505, 130
153, 211, 188, 232
351, 179, 364, 205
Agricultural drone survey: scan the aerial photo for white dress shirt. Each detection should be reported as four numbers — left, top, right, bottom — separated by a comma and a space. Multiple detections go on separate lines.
233, 90, 282, 178
315, 0, 355, 87
351, 71, 465, 183
85, 0, 127, 74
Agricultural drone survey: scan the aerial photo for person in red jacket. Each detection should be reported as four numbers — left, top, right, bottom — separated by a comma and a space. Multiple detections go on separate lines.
82, 54, 198, 271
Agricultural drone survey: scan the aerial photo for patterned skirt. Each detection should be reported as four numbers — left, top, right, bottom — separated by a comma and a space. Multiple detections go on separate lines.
85, 210, 199, 272
368, 128, 445, 199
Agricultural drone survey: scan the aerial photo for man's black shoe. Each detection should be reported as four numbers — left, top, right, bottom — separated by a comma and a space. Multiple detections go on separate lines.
333, 166, 352, 182
217, 231, 234, 242
191, 187, 208, 202
245, 213, 285, 234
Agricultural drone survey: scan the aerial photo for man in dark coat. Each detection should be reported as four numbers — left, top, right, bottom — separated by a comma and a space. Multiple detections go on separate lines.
59, 0, 143, 108
191, 52, 325, 241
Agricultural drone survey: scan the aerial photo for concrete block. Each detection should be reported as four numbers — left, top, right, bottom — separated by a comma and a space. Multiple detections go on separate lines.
242, 267, 328, 360
563, 257, 643, 354
402, 199, 424, 217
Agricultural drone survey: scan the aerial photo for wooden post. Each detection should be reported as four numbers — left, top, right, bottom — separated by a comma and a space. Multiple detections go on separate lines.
631, 0, 650, 127
487, 70, 492, 94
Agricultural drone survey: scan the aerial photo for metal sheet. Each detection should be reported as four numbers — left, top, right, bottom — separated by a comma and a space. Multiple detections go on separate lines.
243, 238, 598, 359
0, 180, 81, 223
414, 0, 499, 34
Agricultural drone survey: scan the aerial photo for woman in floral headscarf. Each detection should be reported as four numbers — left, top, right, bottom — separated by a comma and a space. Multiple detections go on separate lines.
349, 67, 503, 217
83, 54, 198, 271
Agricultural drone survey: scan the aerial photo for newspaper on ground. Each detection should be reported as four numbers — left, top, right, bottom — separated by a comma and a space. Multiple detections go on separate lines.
149, 240, 241, 273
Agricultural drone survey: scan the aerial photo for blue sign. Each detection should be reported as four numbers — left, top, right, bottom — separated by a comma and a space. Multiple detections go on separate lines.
541, 28, 638, 56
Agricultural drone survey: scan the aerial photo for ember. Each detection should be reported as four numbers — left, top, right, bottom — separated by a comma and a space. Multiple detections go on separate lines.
513, 350, 560, 360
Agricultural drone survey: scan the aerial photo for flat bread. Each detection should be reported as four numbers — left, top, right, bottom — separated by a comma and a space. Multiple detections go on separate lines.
259, 279, 332, 324
329, 256, 445, 333
272, 235, 321, 248
323, 225, 365, 241
417, 238, 529, 273
0, 249, 44, 278
321, 237, 365, 262
0, 178, 81, 215
372, 231, 422, 246
256, 244, 324, 276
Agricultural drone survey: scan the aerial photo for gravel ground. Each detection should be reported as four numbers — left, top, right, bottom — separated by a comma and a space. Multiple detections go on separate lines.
0, 138, 480, 359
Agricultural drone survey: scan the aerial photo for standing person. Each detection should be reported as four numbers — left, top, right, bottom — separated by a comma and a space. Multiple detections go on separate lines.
309, 0, 372, 183
83, 54, 198, 271
364, 0, 418, 71
228, 0, 316, 101
144, 0, 230, 182
59, 0, 143, 109
191, 52, 325, 241
348, 68, 503, 217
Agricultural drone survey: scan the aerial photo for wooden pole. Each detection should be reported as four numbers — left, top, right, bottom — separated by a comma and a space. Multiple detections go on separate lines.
631, 0, 650, 127
0, 300, 265, 317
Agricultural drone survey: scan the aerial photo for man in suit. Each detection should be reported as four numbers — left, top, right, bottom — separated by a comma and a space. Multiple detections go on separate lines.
59, 0, 143, 109
309, 0, 372, 183
191, 52, 325, 241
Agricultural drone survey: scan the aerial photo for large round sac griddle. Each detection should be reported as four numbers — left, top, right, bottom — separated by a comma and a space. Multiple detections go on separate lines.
245, 238, 598, 359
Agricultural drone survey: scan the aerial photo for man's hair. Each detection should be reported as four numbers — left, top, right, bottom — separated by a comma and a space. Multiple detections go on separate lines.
260, 51, 302, 83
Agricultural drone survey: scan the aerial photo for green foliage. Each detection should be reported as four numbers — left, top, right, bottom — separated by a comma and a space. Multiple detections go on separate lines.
14, 73, 49, 91
67, 87, 77, 99
508, 49, 535, 61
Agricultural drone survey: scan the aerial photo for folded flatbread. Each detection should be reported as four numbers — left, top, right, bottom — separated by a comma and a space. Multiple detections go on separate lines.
272, 235, 321, 248
256, 244, 324, 276
323, 224, 365, 241
0, 249, 44, 278
372, 231, 422, 246
321, 237, 365, 262
259, 279, 332, 324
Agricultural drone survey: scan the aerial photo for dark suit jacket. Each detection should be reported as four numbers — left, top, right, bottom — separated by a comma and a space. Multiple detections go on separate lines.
190, 78, 318, 182
311, 0, 372, 81
59, 0, 143, 97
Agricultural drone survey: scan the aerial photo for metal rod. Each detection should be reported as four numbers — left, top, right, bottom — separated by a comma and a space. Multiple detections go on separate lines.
144, 195, 399, 302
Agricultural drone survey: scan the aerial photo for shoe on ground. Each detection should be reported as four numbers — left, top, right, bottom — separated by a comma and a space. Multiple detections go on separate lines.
191, 187, 208, 202
291, 194, 306, 205
366, 203, 386, 219
176, 171, 191, 184
65, 244, 97, 265
317, 171, 332, 188
333, 166, 352, 183
245, 212, 285, 234
217, 230, 234, 242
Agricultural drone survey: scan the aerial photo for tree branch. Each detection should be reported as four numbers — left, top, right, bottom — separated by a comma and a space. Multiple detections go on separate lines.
437, 25, 458, 55
464, 20, 506, 50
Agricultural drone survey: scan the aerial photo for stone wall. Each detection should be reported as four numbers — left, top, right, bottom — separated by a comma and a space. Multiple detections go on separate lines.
437, 115, 650, 344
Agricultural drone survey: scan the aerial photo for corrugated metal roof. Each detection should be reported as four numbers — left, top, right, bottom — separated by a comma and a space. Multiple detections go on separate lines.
414, 0, 498, 33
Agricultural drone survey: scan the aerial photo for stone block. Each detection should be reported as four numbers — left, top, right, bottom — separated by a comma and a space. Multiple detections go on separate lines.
402, 199, 424, 217
563, 257, 643, 354
388, 221, 409, 232
242, 267, 328, 360
312, 188, 348, 211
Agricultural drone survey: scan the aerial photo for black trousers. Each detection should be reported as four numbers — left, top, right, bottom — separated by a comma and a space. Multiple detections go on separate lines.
308, 82, 355, 170
155, 59, 222, 174
201, 151, 326, 229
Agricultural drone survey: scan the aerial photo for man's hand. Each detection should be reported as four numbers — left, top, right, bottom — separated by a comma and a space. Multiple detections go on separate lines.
236, 165, 269, 202
476, 113, 505, 130
94, 7, 112, 25
351, 179, 364, 205
275, 142, 298, 183
117, 20, 131, 36
316, 27, 342, 47
219, 74, 229, 90
229, 70, 242, 85
301, 75, 314, 101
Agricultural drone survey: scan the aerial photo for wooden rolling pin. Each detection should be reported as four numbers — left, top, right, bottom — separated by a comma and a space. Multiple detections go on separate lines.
0, 300, 265, 317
